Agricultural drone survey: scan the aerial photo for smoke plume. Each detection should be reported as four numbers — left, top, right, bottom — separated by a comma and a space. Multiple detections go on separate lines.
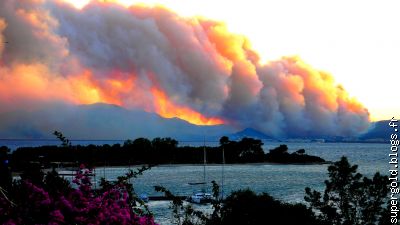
0, 0, 370, 138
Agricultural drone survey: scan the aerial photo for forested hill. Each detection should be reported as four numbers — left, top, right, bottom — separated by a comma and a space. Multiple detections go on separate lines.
2, 136, 326, 171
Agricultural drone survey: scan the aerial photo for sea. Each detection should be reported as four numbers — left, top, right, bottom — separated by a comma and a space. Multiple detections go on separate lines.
0, 140, 390, 224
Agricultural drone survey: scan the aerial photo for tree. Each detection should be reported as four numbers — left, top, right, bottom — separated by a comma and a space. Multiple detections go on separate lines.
133, 138, 152, 161
0, 146, 12, 191
221, 189, 322, 225
236, 138, 264, 162
219, 137, 266, 163
53, 131, 72, 148
43, 169, 72, 196
264, 145, 289, 163
305, 156, 389, 225
133, 138, 152, 151
219, 137, 239, 163
219, 136, 230, 147
151, 138, 178, 163
20, 163, 44, 186
1, 165, 156, 225
296, 149, 306, 155
123, 138, 153, 163
269, 145, 289, 155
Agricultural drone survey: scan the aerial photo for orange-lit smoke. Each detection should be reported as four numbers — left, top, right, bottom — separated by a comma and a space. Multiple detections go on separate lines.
151, 88, 224, 125
0, 0, 370, 137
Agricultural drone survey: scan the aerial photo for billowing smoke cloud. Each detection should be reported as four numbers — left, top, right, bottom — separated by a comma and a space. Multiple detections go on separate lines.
0, 0, 370, 139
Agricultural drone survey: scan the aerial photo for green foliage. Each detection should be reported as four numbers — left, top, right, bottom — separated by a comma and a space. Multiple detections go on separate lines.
133, 138, 152, 151
305, 156, 389, 225
43, 169, 72, 195
152, 137, 178, 150
53, 130, 72, 148
158, 156, 389, 225
0, 146, 12, 191
218, 136, 265, 163
265, 145, 325, 164
1, 165, 157, 225
237, 138, 265, 162
152, 137, 179, 163
0, 146, 9, 157
219, 136, 230, 146
19, 163, 44, 186
100, 165, 153, 216
10, 136, 326, 169
0, 146, 14, 207
221, 189, 322, 225
296, 149, 306, 155
155, 181, 222, 225
269, 145, 289, 155
15, 166, 71, 198
154, 185, 186, 225
158, 182, 322, 225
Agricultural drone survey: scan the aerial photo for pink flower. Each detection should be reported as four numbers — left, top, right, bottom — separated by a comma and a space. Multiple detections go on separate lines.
50, 210, 65, 223
0, 164, 158, 225
3, 219, 17, 225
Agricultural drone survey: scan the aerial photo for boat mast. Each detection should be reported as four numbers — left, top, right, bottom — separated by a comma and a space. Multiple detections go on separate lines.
203, 136, 207, 193
221, 147, 225, 200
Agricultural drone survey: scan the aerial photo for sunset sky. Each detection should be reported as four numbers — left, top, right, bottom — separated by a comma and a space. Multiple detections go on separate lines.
65, 0, 399, 121
0, 0, 396, 139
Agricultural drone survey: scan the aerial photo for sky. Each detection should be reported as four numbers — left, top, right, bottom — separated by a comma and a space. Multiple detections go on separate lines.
66, 0, 400, 121
0, 0, 393, 139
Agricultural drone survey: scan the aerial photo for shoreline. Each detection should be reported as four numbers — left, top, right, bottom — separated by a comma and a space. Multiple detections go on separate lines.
53, 161, 331, 171
11, 162, 330, 176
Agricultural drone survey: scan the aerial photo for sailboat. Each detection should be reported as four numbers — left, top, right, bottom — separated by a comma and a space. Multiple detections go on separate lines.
187, 141, 214, 204
221, 147, 225, 201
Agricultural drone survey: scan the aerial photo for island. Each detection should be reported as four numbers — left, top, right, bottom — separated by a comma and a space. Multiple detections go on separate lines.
265, 145, 326, 164
2, 135, 327, 171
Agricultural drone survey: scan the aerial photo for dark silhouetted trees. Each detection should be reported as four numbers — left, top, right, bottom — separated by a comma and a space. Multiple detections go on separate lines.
7, 136, 326, 171
265, 145, 325, 164
305, 156, 389, 225
156, 156, 389, 225
156, 184, 325, 225
221, 189, 324, 225
0, 146, 12, 191
219, 136, 267, 163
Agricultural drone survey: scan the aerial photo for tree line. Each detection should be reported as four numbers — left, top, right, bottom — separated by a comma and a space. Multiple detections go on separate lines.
3, 134, 325, 172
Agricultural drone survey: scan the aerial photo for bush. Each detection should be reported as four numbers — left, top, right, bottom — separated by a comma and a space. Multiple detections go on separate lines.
221, 189, 322, 225
0, 165, 157, 225
305, 156, 389, 225
157, 183, 323, 225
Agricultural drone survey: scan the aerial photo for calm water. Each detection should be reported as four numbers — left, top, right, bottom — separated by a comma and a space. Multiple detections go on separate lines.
0, 139, 126, 150
2, 140, 389, 224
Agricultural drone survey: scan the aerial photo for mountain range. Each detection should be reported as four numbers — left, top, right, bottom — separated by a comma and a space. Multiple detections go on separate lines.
0, 103, 391, 143
0, 103, 235, 141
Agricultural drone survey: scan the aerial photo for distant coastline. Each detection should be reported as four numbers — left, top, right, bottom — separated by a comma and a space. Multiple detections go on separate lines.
0, 138, 386, 152
1, 136, 330, 171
